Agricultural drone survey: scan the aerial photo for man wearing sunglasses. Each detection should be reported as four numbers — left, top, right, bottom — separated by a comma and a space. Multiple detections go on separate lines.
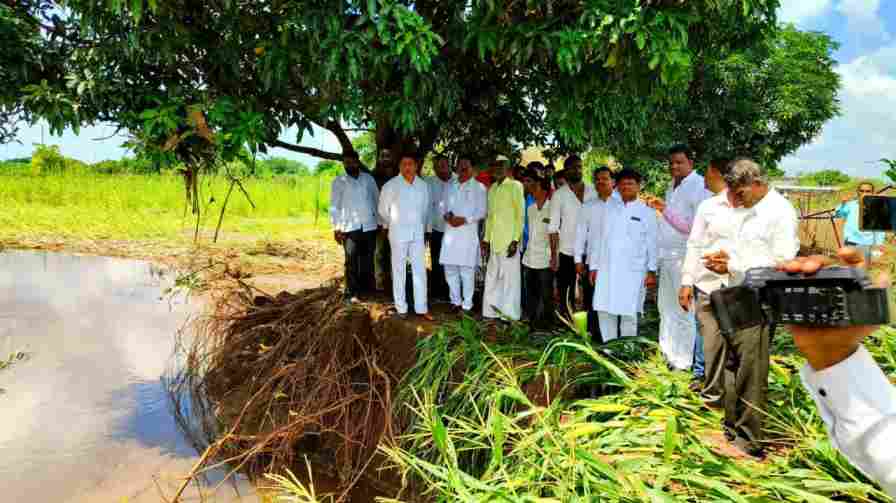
835, 182, 885, 265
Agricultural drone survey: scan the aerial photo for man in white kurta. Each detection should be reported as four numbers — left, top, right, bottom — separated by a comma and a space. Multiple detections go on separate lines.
439, 158, 487, 313
655, 145, 711, 370
378, 155, 432, 319
593, 169, 658, 341
426, 156, 455, 299
482, 159, 525, 321
574, 167, 620, 341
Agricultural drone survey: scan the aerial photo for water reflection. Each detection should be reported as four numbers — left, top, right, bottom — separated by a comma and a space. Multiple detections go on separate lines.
0, 251, 253, 502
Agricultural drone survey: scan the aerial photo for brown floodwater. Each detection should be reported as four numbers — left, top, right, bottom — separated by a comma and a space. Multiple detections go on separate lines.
0, 251, 255, 502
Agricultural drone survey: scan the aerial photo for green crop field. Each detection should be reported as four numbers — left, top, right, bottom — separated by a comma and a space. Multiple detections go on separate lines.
0, 170, 337, 246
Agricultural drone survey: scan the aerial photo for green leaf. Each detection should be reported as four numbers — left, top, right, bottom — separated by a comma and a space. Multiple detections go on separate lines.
636, 32, 646, 51
662, 415, 678, 463
131, 0, 143, 23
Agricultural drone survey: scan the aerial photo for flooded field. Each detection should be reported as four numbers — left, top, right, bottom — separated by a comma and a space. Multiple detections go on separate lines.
0, 251, 254, 502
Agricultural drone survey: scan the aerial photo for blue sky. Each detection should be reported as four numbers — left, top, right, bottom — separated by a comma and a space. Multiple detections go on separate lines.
2, 1, 895, 177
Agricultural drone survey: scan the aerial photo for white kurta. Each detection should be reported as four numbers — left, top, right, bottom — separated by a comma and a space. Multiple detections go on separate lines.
593, 199, 658, 317
426, 175, 455, 233
378, 175, 431, 314
574, 192, 621, 271
439, 178, 488, 268
657, 172, 710, 370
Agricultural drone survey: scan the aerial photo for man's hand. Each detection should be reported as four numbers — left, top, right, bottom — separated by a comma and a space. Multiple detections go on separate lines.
550, 254, 559, 272
589, 270, 597, 286
679, 286, 693, 311
646, 196, 666, 213
644, 271, 657, 288
780, 248, 889, 371
507, 240, 519, 258
575, 263, 586, 276
449, 215, 467, 227
703, 250, 730, 274
334, 231, 345, 244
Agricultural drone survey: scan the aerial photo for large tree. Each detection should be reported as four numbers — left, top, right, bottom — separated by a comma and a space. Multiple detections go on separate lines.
4, 0, 782, 167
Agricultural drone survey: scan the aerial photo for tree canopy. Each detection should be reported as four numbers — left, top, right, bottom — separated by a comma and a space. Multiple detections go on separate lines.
4, 0, 789, 168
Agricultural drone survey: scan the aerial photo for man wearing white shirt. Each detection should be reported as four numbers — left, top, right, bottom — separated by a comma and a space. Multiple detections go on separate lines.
378, 154, 433, 320
655, 145, 710, 370
329, 152, 379, 303
784, 250, 895, 498
592, 168, 658, 341
574, 166, 619, 342
439, 156, 487, 314
549, 155, 597, 317
703, 158, 799, 456
522, 173, 554, 328
427, 155, 455, 300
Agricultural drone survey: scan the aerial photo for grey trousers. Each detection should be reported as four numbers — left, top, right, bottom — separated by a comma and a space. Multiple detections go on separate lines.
698, 292, 770, 447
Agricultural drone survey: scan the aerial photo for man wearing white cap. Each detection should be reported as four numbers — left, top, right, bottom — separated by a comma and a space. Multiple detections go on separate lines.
481, 156, 525, 320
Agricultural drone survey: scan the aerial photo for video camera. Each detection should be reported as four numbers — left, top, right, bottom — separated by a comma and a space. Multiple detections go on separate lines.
710, 193, 894, 334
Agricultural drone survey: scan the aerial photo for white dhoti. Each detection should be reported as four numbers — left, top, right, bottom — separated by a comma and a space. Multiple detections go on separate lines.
482, 250, 521, 320
390, 238, 428, 314
658, 256, 696, 369
598, 311, 638, 341
444, 264, 475, 311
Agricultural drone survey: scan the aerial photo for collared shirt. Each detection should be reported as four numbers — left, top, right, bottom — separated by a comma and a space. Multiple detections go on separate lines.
427, 174, 456, 233
727, 188, 799, 285
548, 183, 597, 257
484, 178, 525, 253
329, 172, 379, 233
800, 346, 896, 497
835, 200, 885, 246
681, 190, 737, 293
574, 191, 621, 269
378, 175, 431, 242
522, 198, 553, 269
659, 170, 711, 259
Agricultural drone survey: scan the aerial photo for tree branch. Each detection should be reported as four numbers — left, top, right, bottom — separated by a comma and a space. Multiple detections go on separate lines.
269, 139, 342, 161
323, 120, 355, 155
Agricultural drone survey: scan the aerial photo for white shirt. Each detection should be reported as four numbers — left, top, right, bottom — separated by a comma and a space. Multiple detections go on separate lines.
574, 191, 621, 269
726, 188, 799, 285
439, 178, 488, 267
681, 190, 737, 294
801, 346, 896, 497
378, 175, 431, 242
329, 172, 379, 233
548, 183, 597, 257
427, 174, 455, 233
659, 171, 711, 259
593, 199, 658, 316
522, 198, 553, 269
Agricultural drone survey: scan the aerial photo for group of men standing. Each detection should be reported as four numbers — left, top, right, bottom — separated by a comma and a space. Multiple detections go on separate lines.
330, 145, 800, 457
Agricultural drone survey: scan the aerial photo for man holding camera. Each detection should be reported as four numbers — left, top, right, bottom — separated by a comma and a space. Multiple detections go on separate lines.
701, 159, 799, 457
784, 250, 895, 497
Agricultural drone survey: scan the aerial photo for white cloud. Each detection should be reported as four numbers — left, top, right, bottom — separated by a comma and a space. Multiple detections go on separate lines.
778, 0, 832, 25
836, 0, 891, 41
780, 44, 896, 177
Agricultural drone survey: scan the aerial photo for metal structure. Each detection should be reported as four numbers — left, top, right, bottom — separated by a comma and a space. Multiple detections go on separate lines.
775, 185, 844, 253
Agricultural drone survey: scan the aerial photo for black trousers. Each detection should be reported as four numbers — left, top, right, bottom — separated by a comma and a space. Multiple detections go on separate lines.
342, 230, 376, 298
557, 252, 600, 340
524, 266, 554, 328
429, 230, 448, 298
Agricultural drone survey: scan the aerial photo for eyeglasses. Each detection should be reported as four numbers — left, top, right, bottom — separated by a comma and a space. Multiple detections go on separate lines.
859, 189, 873, 194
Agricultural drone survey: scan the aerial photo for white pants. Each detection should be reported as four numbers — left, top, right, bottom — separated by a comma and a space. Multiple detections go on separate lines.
444, 264, 475, 311
482, 250, 521, 320
390, 238, 428, 314
598, 311, 637, 341
658, 257, 696, 369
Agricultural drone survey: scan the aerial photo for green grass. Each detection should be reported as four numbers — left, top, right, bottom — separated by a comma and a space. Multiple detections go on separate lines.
378, 323, 896, 502
0, 171, 337, 245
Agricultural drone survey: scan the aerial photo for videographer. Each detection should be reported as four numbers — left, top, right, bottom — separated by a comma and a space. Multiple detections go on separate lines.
781, 248, 895, 497
702, 158, 799, 457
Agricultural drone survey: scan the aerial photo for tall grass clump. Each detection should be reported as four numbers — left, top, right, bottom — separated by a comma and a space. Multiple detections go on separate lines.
381, 324, 896, 502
